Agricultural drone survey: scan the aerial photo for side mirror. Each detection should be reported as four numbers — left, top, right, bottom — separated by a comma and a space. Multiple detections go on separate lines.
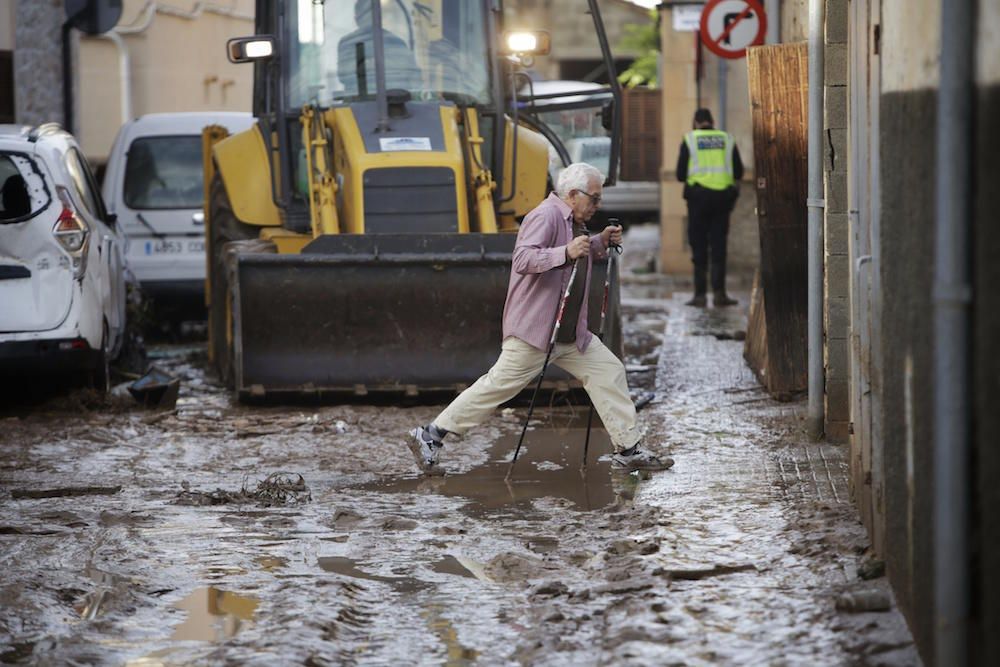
601, 100, 614, 131
227, 36, 276, 64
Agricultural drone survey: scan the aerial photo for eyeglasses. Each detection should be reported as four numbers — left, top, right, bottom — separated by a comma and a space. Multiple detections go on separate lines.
577, 190, 602, 205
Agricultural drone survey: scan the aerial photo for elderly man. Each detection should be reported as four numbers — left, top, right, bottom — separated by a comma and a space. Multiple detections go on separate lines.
409, 163, 673, 474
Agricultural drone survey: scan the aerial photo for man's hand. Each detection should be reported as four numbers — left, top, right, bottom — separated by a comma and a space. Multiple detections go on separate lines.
602, 224, 623, 248
566, 234, 590, 261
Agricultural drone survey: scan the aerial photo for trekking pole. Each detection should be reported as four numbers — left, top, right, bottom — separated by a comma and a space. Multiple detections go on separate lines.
506, 257, 581, 481
582, 227, 623, 470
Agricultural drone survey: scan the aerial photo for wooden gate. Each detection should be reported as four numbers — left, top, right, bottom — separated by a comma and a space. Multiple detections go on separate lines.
620, 87, 661, 182
743, 42, 809, 398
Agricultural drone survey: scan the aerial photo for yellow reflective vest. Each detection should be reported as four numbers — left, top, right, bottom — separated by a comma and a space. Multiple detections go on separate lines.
684, 130, 736, 191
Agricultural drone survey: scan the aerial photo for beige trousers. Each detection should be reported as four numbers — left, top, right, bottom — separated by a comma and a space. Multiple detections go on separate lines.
434, 336, 641, 452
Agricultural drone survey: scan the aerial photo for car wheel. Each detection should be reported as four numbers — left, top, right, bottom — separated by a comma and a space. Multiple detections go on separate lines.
208, 171, 258, 388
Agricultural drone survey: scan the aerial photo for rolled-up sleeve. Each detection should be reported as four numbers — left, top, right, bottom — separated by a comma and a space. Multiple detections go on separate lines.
511, 208, 568, 275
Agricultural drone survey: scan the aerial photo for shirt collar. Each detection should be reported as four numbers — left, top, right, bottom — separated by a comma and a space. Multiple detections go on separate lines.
547, 191, 573, 223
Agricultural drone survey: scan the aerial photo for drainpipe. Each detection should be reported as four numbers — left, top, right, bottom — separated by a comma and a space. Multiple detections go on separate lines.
718, 59, 727, 131
933, 0, 973, 661
764, 0, 780, 44
98, 32, 132, 125
806, 0, 824, 440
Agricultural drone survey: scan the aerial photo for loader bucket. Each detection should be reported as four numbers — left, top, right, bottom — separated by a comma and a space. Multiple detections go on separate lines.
229, 233, 621, 400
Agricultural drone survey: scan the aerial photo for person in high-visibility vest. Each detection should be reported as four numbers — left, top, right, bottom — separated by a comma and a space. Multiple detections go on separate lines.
676, 108, 744, 307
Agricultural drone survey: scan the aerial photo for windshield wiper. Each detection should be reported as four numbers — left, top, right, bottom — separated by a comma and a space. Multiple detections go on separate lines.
136, 212, 166, 239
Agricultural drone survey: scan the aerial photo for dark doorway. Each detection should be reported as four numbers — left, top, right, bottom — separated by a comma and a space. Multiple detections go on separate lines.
0, 51, 14, 123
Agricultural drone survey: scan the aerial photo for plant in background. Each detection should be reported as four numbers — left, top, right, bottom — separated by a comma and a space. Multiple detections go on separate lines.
617, 9, 660, 88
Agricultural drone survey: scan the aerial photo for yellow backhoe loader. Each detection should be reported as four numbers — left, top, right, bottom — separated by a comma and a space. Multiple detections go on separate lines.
205, 0, 624, 400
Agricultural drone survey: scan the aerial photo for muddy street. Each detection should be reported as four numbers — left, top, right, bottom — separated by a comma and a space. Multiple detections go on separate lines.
0, 226, 917, 665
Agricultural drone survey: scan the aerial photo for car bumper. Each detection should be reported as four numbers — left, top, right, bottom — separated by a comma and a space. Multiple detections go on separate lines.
0, 338, 100, 374
126, 236, 206, 284
139, 279, 205, 301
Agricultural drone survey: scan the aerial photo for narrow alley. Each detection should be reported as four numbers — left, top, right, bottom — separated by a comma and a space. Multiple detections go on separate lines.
0, 226, 918, 665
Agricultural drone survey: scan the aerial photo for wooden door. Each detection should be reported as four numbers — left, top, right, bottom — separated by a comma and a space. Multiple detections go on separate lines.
744, 42, 809, 398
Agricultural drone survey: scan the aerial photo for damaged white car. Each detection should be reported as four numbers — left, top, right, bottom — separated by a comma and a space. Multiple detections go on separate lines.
0, 124, 127, 391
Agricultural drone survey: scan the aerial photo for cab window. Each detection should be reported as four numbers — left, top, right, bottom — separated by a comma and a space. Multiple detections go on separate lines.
123, 136, 204, 210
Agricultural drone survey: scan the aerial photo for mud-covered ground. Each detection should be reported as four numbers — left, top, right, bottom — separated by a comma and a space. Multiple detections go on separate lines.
0, 226, 919, 665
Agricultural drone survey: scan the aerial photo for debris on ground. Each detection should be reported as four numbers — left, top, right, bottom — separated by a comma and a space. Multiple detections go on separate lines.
173, 472, 311, 507
128, 366, 180, 409
836, 588, 893, 612
11, 486, 122, 500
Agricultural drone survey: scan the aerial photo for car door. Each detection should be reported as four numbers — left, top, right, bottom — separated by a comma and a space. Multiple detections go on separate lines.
64, 146, 126, 353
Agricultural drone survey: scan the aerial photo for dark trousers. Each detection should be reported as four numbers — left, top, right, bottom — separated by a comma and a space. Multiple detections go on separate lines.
686, 187, 735, 295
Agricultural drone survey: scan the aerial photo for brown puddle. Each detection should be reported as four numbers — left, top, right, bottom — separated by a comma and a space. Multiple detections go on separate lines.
359, 428, 618, 516
431, 555, 477, 579
318, 556, 429, 592
128, 587, 259, 665
170, 587, 258, 642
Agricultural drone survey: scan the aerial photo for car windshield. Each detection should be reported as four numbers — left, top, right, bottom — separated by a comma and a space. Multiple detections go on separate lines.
123, 136, 204, 210
288, 0, 492, 107
0, 152, 50, 223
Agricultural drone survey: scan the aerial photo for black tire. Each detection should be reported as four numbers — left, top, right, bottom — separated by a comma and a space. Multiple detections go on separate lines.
208, 171, 258, 388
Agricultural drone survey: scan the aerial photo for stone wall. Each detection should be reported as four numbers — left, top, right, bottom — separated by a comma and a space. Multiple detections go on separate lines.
823, 0, 849, 442
14, 0, 68, 127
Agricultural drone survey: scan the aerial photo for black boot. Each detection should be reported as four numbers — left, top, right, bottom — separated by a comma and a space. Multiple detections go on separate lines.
685, 293, 707, 307
713, 291, 737, 307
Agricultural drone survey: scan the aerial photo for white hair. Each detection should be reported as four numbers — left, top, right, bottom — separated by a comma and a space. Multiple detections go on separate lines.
556, 162, 604, 198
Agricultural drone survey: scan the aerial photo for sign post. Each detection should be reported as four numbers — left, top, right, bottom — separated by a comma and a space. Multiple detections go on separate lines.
699, 0, 767, 59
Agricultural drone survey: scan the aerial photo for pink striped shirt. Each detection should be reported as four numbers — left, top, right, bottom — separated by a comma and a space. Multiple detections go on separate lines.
502, 192, 609, 352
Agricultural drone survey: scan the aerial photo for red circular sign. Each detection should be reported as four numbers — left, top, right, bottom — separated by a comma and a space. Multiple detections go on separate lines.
699, 0, 768, 59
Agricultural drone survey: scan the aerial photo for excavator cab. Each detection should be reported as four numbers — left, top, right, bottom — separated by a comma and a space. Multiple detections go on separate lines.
206, 0, 623, 400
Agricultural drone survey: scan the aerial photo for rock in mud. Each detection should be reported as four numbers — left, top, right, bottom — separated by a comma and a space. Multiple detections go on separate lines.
484, 552, 546, 583
532, 580, 569, 597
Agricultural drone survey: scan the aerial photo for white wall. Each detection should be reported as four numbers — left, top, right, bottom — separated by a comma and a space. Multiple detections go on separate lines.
881, 1, 941, 92
77, 0, 255, 161
0, 0, 15, 51
978, 0, 1000, 86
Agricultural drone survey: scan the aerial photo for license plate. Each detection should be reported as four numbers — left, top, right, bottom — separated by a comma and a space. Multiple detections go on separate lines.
144, 239, 204, 255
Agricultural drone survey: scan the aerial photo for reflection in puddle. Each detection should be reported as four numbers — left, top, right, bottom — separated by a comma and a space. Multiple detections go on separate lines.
424, 603, 480, 665
256, 555, 287, 571
687, 306, 748, 339
170, 587, 258, 642
318, 556, 428, 592
76, 567, 118, 620
359, 428, 618, 516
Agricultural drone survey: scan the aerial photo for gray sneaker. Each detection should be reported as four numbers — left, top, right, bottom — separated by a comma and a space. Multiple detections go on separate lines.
408, 426, 443, 472
610, 447, 674, 472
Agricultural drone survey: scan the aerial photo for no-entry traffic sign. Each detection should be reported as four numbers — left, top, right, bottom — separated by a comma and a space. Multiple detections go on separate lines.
699, 0, 767, 59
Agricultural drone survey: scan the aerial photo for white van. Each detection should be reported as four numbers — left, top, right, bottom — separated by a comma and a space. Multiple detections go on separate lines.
102, 112, 255, 311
